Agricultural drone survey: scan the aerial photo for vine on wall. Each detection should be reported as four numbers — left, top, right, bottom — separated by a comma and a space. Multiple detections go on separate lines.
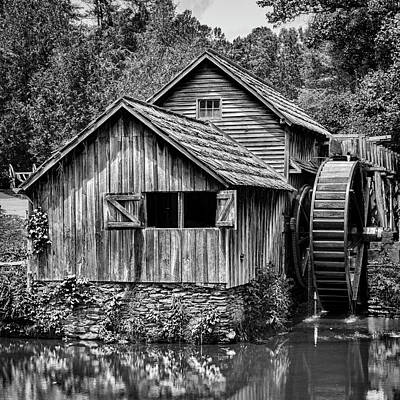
27, 207, 51, 254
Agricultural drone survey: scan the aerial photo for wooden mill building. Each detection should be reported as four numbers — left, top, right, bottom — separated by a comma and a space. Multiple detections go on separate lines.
148, 49, 332, 190
17, 50, 400, 320
20, 97, 293, 287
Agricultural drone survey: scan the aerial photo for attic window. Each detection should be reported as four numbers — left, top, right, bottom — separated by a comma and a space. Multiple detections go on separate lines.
197, 99, 221, 120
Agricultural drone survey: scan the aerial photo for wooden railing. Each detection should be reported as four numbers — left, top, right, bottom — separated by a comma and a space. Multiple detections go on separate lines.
9, 164, 36, 188
335, 135, 400, 174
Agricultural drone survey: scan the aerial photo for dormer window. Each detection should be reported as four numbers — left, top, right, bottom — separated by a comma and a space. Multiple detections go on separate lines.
197, 98, 221, 120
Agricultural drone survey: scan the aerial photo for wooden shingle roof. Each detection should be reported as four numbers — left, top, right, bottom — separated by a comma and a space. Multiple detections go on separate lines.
20, 97, 293, 192
148, 49, 332, 138
290, 157, 319, 174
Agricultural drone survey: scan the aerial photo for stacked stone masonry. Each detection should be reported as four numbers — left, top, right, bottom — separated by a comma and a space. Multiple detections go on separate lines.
367, 239, 400, 318
52, 283, 245, 342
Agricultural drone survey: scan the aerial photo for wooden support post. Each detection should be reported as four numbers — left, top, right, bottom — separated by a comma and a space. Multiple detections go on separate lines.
366, 141, 371, 164
364, 177, 371, 224
374, 171, 387, 228
397, 181, 400, 239
26, 200, 33, 291
389, 178, 394, 231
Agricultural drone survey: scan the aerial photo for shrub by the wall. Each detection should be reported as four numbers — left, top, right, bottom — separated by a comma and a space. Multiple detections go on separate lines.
0, 271, 94, 337
0, 210, 27, 262
0, 264, 33, 325
241, 265, 293, 340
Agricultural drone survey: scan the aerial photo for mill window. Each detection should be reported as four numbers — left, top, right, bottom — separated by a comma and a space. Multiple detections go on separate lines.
184, 192, 217, 227
146, 193, 178, 228
145, 192, 218, 228
197, 98, 221, 120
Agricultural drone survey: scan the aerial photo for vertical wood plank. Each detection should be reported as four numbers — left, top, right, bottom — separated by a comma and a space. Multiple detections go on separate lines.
63, 159, 73, 276
195, 230, 204, 283
81, 143, 88, 277
170, 229, 181, 281
86, 140, 97, 280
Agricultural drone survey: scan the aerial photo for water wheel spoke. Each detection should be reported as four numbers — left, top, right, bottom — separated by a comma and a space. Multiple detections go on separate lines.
298, 236, 308, 246
301, 249, 310, 275
301, 205, 310, 224
291, 185, 312, 288
350, 190, 365, 227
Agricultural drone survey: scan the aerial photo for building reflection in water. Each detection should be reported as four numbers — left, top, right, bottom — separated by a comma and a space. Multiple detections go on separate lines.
1, 323, 400, 400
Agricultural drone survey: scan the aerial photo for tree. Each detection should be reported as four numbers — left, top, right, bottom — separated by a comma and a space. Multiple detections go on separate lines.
25, 1, 216, 164
257, 0, 400, 149
271, 28, 304, 99
258, 0, 400, 85
0, 0, 76, 184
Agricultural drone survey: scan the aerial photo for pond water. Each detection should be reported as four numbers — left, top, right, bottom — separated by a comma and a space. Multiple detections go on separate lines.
1, 317, 400, 400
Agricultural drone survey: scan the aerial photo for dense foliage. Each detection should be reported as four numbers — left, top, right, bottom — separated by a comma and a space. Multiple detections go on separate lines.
242, 266, 293, 340
2, 0, 400, 184
259, 0, 400, 148
0, 0, 305, 185
0, 209, 26, 262
26, 208, 51, 254
0, 272, 93, 337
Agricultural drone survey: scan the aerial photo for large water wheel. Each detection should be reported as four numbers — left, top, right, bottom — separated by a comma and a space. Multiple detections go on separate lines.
310, 160, 368, 313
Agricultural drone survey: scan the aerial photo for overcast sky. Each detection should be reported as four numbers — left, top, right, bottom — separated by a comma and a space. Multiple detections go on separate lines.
175, 0, 308, 40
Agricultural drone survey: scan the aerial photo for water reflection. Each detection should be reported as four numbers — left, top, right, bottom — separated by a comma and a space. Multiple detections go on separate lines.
1, 318, 400, 400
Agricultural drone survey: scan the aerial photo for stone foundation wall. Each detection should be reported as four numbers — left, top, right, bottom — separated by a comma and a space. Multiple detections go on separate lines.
368, 263, 400, 317
35, 282, 245, 342
368, 237, 400, 317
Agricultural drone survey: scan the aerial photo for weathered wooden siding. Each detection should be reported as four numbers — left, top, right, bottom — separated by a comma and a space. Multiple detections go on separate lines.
157, 61, 286, 174
288, 129, 319, 190
227, 188, 288, 287
141, 228, 224, 283
30, 112, 223, 282
29, 111, 289, 286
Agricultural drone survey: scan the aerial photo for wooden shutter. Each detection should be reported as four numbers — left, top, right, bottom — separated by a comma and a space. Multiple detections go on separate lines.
216, 190, 237, 229
104, 193, 144, 229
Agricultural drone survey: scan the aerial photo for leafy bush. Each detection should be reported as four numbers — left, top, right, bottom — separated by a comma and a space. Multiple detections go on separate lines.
98, 293, 129, 343
147, 296, 189, 343
0, 272, 94, 337
185, 307, 220, 344
0, 264, 33, 324
160, 296, 189, 342
27, 207, 51, 254
53, 275, 92, 310
242, 265, 293, 340
0, 210, 27, 262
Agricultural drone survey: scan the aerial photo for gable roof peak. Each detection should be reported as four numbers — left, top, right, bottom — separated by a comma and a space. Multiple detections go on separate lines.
148, 49, 332, 138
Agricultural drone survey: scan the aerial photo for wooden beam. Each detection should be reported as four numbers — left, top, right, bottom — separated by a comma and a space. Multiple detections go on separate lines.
374, 171, 387, 229
367, 135, 392, 142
